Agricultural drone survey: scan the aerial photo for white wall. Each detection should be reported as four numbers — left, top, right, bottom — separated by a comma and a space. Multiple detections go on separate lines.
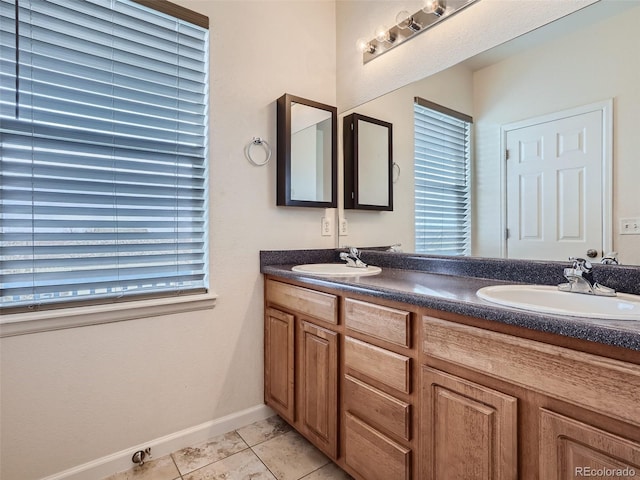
0, 2, 336, 479
336, 0, 598, 112
473, 5, 640, 264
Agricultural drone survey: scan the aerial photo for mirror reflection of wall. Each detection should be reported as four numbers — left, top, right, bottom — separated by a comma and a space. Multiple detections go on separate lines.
357, 120, 390, 207
340, 2, 640, 265
290, 103, 332, 202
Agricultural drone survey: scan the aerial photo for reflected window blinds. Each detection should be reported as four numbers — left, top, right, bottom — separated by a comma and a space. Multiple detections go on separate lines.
414, 97, 472, 256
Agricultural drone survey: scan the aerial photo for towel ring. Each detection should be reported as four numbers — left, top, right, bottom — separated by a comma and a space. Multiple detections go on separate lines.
245, 137, 271, 166
393, 162, 401, 183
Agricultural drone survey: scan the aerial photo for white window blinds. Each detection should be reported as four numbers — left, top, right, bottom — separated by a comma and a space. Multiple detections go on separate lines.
0, 0, 209, 312
414, 97, 471, 256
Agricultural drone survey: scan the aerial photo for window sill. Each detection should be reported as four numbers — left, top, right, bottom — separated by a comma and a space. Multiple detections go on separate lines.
0, 292, 218, 338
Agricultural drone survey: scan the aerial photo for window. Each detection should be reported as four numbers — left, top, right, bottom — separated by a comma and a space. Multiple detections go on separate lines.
0, 0, 209, 313
414, 97, 472, 256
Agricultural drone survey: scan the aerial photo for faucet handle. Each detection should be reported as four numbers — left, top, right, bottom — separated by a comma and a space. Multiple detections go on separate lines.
569, 257, 592, 272
601, 252, 619, 265
349, 246, 360, 257
340, 252, 354, 265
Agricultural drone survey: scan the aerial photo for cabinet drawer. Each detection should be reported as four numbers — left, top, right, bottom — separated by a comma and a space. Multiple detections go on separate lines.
344, 375, 411, 441
345, 413, 411, 480
266, 280, 337, 324
345, 336, 410, 394
345, 298, 410, 347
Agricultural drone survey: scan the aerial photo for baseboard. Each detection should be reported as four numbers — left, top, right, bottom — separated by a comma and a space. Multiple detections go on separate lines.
41, 404, 275, 480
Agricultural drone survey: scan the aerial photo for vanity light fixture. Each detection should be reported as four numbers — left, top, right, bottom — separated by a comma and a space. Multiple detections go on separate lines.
360, 0, 479, 64
375, 25, 396, 44
396, 10, 422, 32
356, 37, 376, 54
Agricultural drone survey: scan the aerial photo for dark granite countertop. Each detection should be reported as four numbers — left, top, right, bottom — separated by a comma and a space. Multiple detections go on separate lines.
261, 249, 640, 352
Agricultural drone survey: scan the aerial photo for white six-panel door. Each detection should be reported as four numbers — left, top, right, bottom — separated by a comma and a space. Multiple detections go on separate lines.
504, 104, 611, 261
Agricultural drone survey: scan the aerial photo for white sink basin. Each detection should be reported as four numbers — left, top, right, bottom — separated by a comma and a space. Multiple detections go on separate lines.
477, 285, 640, 320
292, 263, 382, 277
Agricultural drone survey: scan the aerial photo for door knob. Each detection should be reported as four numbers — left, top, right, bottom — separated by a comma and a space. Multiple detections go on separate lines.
586, 249, 598, 258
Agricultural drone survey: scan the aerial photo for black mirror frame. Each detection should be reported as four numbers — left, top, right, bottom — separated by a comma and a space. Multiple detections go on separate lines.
343, 113, 393, 211
276, 93, 338, 208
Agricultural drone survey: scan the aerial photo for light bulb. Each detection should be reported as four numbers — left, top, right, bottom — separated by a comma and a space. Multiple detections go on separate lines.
356, 37, 375, 54
423, 0, 435, 13
395, 10, 411, 29
423, 0, 446, 16
375, 25, 396, 44
396, 10, 421, 32
375, 25, 387, 42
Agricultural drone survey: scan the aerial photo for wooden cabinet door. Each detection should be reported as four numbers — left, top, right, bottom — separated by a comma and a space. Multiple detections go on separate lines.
264, 307, 295, 423
421, 366, 518, 480
540, 409, 640, 479
298, 320, 338, 458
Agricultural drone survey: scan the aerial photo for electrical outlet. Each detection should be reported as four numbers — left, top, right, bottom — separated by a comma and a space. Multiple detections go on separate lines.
620, 217, 640, 235
339, 217, 348, 236
321, 216, 333, 236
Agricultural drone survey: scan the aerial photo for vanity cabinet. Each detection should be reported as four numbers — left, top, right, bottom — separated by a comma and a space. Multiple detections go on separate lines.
264, 307, 295, 423
539, 409, 640, 480
421, 315, 640, 480
264, 280, 339, 458
297, 320, 338, 457
264, 275, 640, 479
421, 366, 517, 480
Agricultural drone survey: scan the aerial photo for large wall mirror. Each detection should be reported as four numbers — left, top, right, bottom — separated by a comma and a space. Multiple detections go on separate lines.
277, 94, 337, 208
344, 1, 640, 266
343, 113, 393, 211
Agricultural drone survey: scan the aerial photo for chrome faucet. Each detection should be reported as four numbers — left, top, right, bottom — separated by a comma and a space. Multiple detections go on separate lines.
558, 257, 616, 296
340, 247, 368, 268
386, 243, 402, 252
601, 251, 620, 265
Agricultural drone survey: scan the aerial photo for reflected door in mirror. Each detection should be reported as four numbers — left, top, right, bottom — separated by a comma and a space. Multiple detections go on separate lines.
344, 113, 393, 211
505, 105, 609, 261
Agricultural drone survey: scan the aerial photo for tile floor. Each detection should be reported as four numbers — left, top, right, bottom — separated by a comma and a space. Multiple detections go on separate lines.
103, 416, 353, 480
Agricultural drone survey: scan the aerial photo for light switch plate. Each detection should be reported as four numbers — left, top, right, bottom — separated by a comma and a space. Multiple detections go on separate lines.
339, 217, 348, 236
620, 217, 640, 235
321, 216, 333, 236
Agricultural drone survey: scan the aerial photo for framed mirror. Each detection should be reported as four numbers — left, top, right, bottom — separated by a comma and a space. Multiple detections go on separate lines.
343, 113, 393, 211
276, 94, 337, 208
339, 1, 640, 265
